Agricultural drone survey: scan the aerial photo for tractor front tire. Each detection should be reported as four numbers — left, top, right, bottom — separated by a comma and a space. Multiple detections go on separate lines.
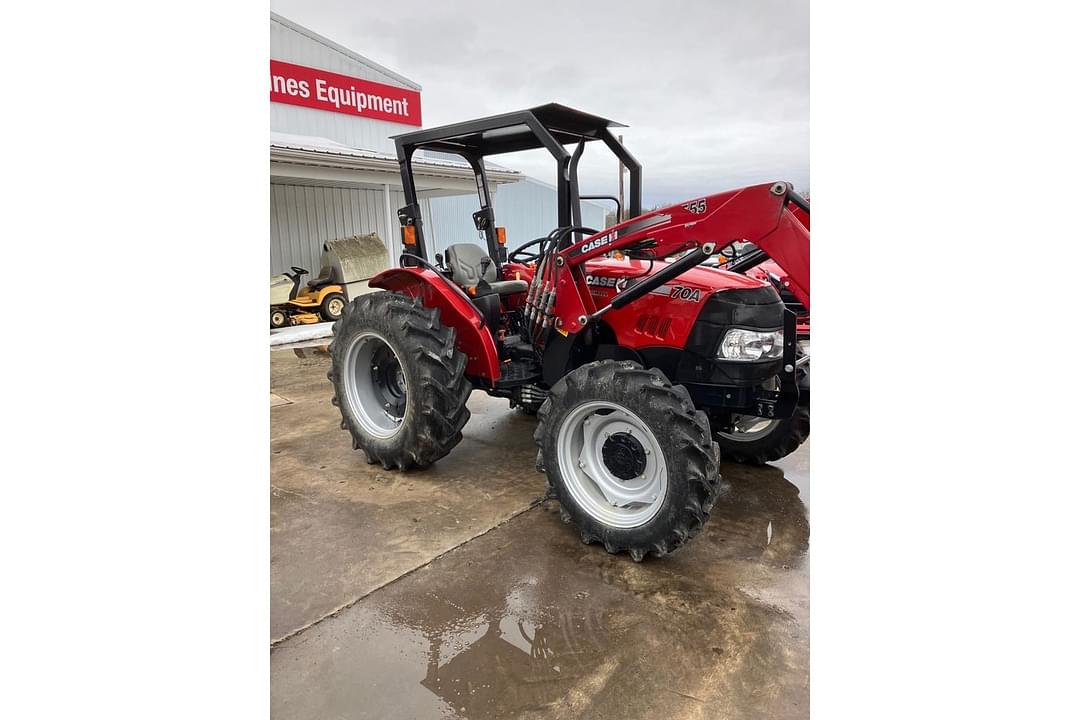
535, 361, 722, 561
319, 291, 347, 322
328, 292, 471, 470
713, 405, 810, 465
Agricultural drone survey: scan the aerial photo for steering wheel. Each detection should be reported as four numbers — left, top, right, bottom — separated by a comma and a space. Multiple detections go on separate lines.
508, 237, 546, 264
289, 266, 309, 278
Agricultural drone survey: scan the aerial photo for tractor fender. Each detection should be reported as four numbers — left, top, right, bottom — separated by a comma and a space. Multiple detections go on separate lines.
368, 267, 502, 384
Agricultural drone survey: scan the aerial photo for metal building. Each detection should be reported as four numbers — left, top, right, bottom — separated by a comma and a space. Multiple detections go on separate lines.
270, 13, 602, 281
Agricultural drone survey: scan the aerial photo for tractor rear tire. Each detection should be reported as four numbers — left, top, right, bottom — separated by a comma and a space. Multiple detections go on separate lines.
328, 291, 471, 470
535, 360, 722, 561
713, 405, 810, 465
319, 292, 347, 322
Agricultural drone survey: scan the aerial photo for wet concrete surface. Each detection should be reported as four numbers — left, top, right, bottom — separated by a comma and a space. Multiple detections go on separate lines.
271, 349, 809, 718
271, 349, 544, 641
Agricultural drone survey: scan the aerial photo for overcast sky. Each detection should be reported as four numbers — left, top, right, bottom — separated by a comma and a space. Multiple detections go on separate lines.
270, 0, 808, 208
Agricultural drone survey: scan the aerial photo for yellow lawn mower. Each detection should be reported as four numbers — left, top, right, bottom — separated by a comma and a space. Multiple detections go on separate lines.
270, 266, 346, 328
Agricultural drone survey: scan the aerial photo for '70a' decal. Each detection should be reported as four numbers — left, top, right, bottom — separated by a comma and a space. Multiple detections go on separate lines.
652, 285, 702, 302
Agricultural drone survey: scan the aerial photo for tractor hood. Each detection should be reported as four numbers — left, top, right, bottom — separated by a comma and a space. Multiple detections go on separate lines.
581, 256, 782, 359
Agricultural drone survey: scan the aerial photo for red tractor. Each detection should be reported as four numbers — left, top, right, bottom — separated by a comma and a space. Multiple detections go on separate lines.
328, 104, 810, 560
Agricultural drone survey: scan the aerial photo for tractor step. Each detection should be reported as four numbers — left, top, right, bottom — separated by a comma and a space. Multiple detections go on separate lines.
494, 357, 543, 389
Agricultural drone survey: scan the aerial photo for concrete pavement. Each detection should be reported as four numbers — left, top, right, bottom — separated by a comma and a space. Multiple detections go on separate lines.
270, 348, 809, 719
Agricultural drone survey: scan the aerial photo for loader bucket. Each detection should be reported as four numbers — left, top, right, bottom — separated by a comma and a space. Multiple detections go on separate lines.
316, 233, 391, 301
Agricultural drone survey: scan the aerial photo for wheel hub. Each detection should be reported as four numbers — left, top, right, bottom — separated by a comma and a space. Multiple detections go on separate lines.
601, 432, 647, 481
369, 345, 406, 420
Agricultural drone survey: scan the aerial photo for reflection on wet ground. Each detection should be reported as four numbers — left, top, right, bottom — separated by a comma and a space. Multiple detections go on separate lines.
271, 461, 809, 720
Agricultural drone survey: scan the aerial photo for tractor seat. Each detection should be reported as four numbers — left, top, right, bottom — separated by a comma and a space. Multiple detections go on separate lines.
306, 266, 338, 289
444, 243, 527, 295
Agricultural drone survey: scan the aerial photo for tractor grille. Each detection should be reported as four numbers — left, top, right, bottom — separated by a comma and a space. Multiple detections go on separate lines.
635, 314, 672, 339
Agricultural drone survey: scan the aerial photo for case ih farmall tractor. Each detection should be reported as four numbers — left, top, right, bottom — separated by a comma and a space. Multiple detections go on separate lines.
328, 105, 810, 560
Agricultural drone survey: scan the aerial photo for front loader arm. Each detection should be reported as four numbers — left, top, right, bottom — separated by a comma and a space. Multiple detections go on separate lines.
547, 182, 810, 334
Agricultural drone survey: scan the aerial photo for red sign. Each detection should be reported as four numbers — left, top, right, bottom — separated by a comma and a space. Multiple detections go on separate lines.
270, 60, 422, 126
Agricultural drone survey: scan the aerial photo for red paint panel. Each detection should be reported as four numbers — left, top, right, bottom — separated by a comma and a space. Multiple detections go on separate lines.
270, 59, 422, 126
754, 210, 810, 311
583, 258, 770, 351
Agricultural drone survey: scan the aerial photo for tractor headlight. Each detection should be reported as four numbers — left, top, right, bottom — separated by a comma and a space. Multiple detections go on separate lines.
718, 328, 784, 361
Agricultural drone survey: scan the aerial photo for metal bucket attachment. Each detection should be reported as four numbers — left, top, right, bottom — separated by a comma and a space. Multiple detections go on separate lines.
315, 233, 390, 301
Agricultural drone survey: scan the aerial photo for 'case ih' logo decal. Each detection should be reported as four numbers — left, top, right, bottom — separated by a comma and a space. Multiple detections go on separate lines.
682, 198, 707, 214
578, 230, 617, 254
586, 275, 629, 290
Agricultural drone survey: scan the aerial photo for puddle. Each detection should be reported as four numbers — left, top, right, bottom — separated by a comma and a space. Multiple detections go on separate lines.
272, 465, 810, 720
376, 595, 619, 718
273, 578, 632, 719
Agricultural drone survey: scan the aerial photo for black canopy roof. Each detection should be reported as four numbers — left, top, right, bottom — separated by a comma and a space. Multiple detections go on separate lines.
392, 103, 627, 156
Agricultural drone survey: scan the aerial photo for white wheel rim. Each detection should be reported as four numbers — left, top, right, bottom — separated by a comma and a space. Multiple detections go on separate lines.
555, 400, 668, 529
342, 332, 408, 439
328, 298, 344, 316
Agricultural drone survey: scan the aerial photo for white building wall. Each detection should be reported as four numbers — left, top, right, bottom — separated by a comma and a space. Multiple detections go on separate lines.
270, 104, 412, 154
426, 178, 608, 258
270, 13, 420, 153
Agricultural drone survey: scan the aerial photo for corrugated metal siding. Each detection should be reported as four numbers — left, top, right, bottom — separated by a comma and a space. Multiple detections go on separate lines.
425, 194, 484, 258
426, 179, 608, 257
271, 16, 418, 153
270, 183, 405, 277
